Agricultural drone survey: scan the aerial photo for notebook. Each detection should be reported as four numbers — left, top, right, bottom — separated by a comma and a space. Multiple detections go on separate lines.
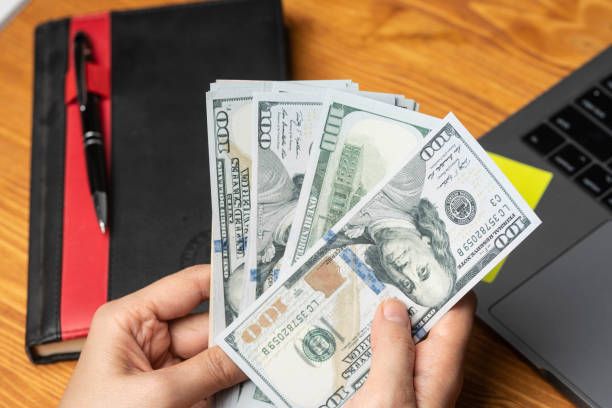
26, 0, 287, 363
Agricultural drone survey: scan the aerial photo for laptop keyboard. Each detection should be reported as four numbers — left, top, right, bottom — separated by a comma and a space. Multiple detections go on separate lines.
522, 72, 612, 212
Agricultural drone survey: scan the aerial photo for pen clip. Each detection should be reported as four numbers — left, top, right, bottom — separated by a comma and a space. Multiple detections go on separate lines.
74, 32, 93, 108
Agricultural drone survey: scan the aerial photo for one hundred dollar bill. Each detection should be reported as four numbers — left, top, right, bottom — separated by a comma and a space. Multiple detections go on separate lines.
218, 113, 541, 408
206, 87, 259, 340
207, 85, 279, 408
281, 91, 440, 278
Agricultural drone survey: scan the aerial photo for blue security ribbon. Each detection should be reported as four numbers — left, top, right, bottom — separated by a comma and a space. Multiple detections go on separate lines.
213, 239, 224, 253
323, 229, 336, 242
339, 248, 385, 294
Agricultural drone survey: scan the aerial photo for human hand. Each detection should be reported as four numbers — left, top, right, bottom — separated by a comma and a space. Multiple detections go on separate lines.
346, 294, 476, 408
60, 265, 246, 408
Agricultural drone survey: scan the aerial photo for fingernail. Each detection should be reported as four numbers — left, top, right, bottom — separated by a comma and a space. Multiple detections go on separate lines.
383, 298, 409, 324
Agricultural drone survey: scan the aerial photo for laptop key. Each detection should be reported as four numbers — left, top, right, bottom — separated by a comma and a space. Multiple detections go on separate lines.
577, 164, 612, 197
522, 124, 564, 155
550, 144, 591, 175
577, 87, 612, 131
550, 106, 612, 161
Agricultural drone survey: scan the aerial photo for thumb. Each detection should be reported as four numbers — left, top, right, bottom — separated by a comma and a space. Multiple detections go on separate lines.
153, 345, 247, 406
365, 298, 417, 407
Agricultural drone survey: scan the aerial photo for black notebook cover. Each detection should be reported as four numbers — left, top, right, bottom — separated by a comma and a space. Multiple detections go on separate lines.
26, 0, 287, 363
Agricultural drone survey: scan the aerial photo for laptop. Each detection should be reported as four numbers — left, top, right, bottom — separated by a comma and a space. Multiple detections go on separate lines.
475, 45, 612, 407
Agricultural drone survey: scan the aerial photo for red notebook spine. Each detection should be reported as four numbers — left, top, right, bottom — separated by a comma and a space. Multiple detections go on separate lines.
61, 13, 111, 340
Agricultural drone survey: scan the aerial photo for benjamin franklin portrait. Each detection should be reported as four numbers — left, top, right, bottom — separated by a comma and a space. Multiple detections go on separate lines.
336, 156, 457, 308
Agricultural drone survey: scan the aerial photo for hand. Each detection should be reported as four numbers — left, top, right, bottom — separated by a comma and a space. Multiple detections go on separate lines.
60, 265, 246, 408
346, 294, 476, 408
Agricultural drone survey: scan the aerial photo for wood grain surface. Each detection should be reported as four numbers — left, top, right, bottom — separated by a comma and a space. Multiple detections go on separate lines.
1, 0, 610, 406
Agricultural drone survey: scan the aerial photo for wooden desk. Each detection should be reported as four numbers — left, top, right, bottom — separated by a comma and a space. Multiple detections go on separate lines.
1, 0, 609, 406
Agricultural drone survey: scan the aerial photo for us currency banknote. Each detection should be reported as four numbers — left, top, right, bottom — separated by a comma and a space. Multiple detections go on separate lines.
218, 113, 541, 408
206, 87, 259, 340
280, 91, 440, 279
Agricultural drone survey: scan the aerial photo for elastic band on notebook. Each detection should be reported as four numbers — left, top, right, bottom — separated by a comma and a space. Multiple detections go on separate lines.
60, 13, 111, 340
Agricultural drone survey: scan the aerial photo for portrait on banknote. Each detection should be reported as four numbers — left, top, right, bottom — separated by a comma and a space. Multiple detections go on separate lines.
329, 155, 457, 307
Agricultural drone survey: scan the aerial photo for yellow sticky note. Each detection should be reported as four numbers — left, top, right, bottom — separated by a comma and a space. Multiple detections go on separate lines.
482, 153, 553, 283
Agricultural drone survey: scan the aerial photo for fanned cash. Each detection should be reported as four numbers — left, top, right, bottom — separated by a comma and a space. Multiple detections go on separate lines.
244, 90, 423, 306
281, 91, 440, 277
233, 88, 423, 408
207, 82, 357, 340
217, 113, 540, 408
206, 87, 256, 339
207, 82, 353, 408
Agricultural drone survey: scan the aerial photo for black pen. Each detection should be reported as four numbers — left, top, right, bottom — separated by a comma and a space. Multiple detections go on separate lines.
74, 32, 109, 234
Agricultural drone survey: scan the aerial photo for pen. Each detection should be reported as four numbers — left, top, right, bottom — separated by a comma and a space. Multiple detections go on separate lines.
74, 32, 109, 234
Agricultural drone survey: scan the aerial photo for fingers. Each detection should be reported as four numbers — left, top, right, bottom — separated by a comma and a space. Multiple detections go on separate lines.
168, 313, 209, 359
190, 399, 211, 408
426, 292, 476, 344
414, 292, 476, 407
128, 265, 211, 321
154, 345, 247, 406
363, 298, 417, 407
418, 292, 475, 366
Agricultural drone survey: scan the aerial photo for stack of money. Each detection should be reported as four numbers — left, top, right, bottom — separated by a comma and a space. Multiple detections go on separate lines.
206, 80, 540, 408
